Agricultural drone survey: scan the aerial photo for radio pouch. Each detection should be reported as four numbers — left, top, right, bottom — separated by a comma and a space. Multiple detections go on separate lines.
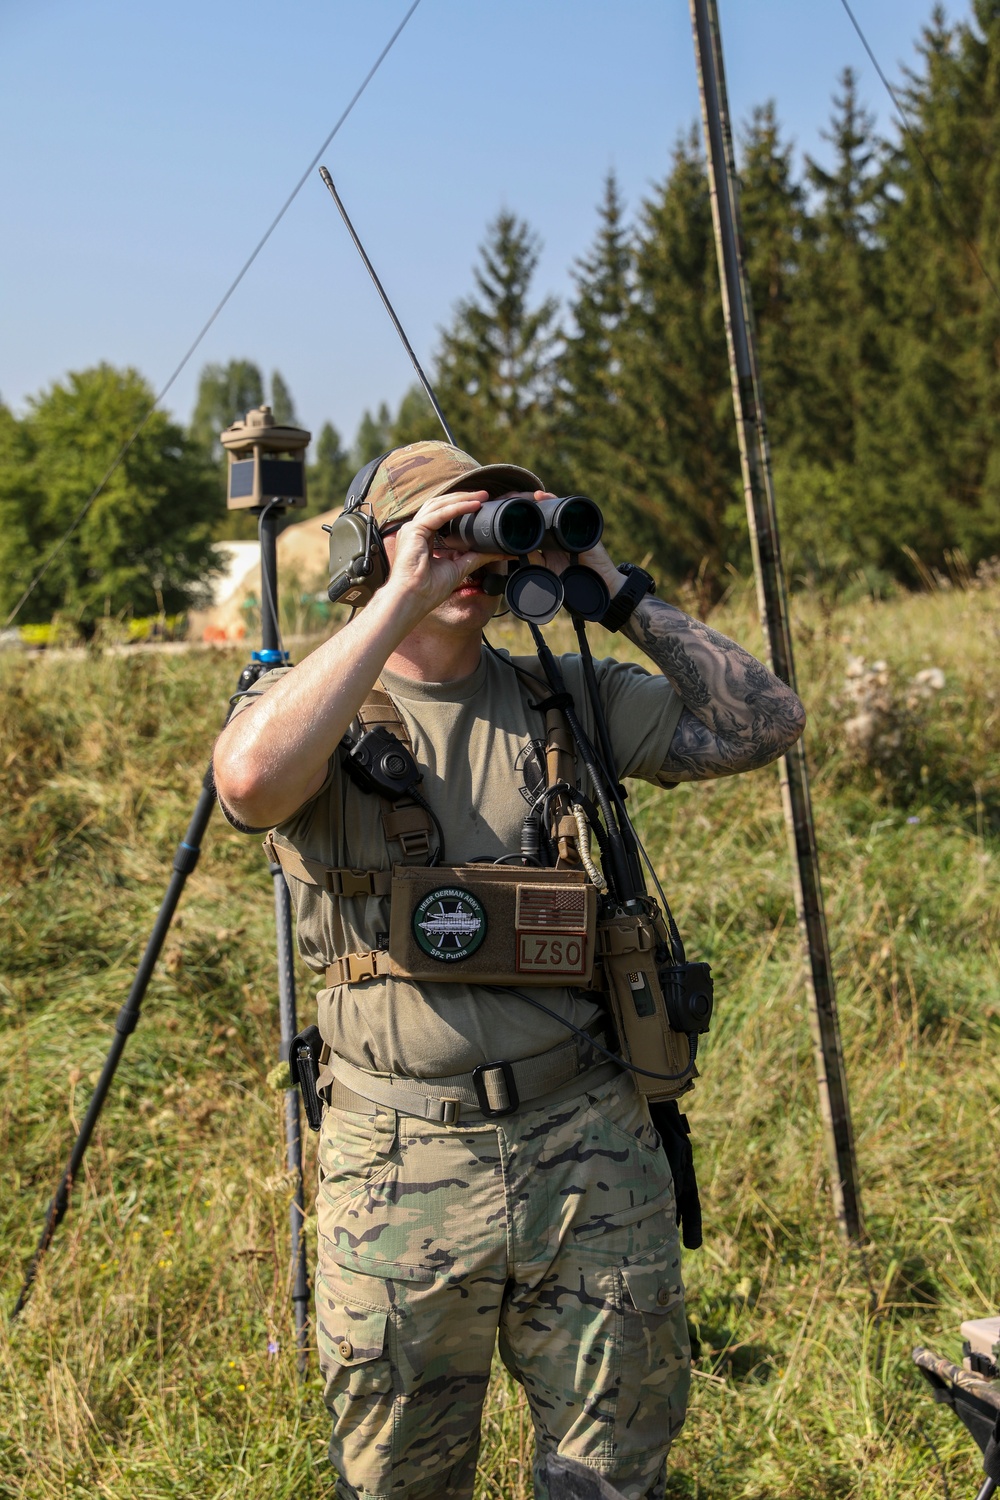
597, 911, 697, 1101
388, 864, 597, 987
355, 681, 435, 859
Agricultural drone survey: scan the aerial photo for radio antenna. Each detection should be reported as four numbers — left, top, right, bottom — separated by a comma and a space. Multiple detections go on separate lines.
319, 168, 455, 446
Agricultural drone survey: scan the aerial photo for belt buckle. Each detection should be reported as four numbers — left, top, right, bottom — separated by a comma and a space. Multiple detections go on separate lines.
472, 1061, 519, 1118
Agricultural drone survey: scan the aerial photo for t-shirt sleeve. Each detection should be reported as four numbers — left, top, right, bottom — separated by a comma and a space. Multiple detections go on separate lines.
217, 665, 336, 833
588, 655, 684, 783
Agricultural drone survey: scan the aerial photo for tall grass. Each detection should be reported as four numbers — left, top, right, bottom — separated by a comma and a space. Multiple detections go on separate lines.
1, 582, 998, 1498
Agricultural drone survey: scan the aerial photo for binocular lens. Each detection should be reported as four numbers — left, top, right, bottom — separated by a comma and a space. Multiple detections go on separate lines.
444, 498, 546, 556
494, 499, 546, 554
538, 495, 604, 554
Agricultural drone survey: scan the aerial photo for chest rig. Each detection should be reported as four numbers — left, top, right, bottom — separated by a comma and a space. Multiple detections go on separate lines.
265, 660, 705, 1101
263, 662, 600, 991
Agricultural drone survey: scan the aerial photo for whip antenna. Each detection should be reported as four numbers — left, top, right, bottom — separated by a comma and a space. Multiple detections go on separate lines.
319, 168, 455, 445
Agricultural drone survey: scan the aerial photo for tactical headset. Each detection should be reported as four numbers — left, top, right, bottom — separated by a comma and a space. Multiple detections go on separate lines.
323, 450, 394, 609
323, 448, 524, 614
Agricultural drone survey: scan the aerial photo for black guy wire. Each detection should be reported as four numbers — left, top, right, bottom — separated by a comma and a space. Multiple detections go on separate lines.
837, 0, 1000, 314
486, 986, 695, 1085
4, 0, 423, 630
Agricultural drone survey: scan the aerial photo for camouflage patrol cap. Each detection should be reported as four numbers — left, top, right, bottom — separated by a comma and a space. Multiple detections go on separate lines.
366, 440, 544, 529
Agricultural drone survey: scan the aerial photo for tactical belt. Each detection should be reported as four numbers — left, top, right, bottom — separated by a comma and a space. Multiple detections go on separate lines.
324, 1020, 616, 1124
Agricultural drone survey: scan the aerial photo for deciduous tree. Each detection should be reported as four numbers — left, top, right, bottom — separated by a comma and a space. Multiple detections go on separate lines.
1, 365, 220, 625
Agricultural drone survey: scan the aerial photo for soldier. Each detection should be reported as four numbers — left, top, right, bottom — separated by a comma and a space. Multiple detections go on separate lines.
213, 440, 805, 1500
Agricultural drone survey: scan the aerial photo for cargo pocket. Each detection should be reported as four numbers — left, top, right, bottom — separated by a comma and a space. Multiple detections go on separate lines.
620, 1256, 683, 1319
616, 1253, 690, 1455
316, 1262, 395, 1496
315, 1262, 392, 1386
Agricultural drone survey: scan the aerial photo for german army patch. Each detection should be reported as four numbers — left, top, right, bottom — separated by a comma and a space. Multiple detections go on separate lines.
412, 887, 488, 963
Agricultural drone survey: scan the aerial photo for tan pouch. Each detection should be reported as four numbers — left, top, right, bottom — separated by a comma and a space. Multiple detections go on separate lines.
388, 865, 597, 986
597, 912, 696, 1101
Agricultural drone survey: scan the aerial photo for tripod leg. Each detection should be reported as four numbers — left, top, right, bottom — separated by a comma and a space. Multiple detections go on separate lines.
12, 765, 217, 1319
270, 857, 310, 1372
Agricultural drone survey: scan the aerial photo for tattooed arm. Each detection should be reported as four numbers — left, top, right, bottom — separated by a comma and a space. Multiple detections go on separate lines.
621, 596, 806, 783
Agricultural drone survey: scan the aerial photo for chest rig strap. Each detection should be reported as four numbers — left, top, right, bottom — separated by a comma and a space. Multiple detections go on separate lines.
262, 682, 433, 889
509, 655, 582, 869
356, 681, 435, 859
262, 833, 390, 896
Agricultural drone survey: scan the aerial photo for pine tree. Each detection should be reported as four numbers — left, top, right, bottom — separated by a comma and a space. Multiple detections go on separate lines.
307, 421, 352, 515
352, 402, 393, 467
269, 370, 298, 427
389, 384, 440, 450
553, 173, 635, 541
799, 69, 887, 466
611, 130, 740, 592
737, 103, 807, 455
876, 4, 1000, 573
771, 70, 895, 584
190, 360, 266, 460
434, 211, 560, 475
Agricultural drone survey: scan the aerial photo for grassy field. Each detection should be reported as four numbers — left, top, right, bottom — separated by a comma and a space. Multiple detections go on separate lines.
1, 580, 998, 1499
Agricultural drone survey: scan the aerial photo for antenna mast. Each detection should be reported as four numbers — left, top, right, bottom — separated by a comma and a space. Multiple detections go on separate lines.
690, 0, 863, 1241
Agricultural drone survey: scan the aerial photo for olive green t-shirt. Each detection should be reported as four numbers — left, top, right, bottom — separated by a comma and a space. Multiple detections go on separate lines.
232, 646, 681, 1077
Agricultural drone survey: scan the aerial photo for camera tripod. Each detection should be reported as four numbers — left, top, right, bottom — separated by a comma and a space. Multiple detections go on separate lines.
13, 500, 312, 1369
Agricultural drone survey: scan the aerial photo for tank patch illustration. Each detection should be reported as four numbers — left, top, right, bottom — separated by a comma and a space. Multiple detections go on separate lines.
412, 887, 488, 963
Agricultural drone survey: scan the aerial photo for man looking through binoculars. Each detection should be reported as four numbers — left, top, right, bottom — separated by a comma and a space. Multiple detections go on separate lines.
213, 439, 805, 1500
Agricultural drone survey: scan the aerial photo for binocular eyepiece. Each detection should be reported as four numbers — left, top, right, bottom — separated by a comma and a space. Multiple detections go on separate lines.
442, 494, 603, 557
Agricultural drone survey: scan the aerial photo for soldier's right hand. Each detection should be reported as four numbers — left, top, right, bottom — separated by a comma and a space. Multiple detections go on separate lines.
381, 491, 504, 622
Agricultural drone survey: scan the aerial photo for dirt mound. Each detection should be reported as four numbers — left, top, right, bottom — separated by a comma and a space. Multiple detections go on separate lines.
188, 509, 336, 642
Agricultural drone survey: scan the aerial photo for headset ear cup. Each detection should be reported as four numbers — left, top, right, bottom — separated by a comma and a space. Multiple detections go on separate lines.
364, 547, 390, 599
327, 511, 387, 607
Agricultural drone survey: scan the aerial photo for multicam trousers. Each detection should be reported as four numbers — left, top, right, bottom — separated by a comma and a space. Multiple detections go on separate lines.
315, 1068, 690, 1500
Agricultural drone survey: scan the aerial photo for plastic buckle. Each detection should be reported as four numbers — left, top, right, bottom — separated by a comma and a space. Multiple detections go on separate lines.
472, 1061, 519, 1118
347, 952, 380, 983
338, 870, 375, 898
397, 829, 431, 856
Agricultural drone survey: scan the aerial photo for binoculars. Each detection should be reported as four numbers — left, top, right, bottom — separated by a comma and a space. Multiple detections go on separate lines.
442, 494, 609, 624
443, 494, 604, 558
327, 491, 610, 624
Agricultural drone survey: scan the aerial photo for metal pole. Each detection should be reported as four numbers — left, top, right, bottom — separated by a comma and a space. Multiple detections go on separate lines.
257, 504, 310, 1366
12, 773, 216, 1317
690, 0, 863, 1241
271, 853, 310, 1369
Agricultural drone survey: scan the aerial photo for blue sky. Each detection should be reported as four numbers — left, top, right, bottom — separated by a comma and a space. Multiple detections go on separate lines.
1, 0, 954, 452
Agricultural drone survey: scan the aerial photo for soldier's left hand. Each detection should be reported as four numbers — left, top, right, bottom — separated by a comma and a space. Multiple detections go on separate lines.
527, 491, 626, 601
